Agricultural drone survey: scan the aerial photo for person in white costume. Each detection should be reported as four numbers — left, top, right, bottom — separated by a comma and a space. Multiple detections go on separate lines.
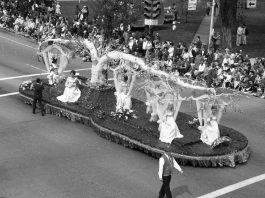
112, 66, 136, 111
200, 105, 224, 145
159, 104, 184, 144
57, 70, 81, 103
200, 116, 220, 145
47, 57, 59, 85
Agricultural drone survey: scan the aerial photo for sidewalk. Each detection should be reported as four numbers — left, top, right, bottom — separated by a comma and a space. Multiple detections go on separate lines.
191, 9, 218, 47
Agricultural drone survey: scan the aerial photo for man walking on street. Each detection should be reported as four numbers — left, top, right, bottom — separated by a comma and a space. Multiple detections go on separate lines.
32, 78, 45, 116
158, 148, 183, 198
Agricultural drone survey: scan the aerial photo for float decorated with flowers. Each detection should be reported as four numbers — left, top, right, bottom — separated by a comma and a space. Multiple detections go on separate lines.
19, 36, 250, 167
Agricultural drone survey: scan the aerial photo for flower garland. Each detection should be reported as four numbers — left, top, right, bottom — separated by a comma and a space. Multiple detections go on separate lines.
111, 108, 137, 120
20, 80, 33, 90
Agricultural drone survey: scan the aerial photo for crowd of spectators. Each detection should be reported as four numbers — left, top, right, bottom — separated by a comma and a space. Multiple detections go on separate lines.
0, 0, 264, 98
0, 0, 94, 41
108, 30, 265, 98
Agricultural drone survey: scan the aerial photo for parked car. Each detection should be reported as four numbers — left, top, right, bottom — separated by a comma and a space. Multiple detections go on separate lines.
164, 7, 175, 23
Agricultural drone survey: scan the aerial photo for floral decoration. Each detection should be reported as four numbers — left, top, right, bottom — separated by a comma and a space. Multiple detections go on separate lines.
20, 80, 33, 90
111, 108, 137, 120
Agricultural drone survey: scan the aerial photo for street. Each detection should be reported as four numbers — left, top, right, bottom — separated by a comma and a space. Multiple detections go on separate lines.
0, 29, 265, 198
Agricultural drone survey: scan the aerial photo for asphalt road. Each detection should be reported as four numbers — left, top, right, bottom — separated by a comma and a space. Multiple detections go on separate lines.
0, 29, 265, 198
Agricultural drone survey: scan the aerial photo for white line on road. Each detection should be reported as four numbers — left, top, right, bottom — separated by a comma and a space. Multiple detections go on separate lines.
197, 173, 265, 198
0, 92, 19, 98
0, 68, 91, 81
0, 35, 36, 49
26, 64, 47, 72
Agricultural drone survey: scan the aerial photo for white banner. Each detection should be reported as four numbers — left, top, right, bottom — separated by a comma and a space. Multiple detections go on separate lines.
144, 19, 158, 26
188, 0, 198, 11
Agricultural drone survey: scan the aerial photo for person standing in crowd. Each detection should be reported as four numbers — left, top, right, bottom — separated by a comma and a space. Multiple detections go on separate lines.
32, 78, 45, 116
236, 24, 244, 46
55, 2, 61, 16
74, 4, 81, 20
206, 1, 211, 16
194, 36, 202, 50
158, 148, 183, 198
214, 1, 218, 16
212, 32, 221, 52
242, 24, 248, 46
172, 3, 178, 22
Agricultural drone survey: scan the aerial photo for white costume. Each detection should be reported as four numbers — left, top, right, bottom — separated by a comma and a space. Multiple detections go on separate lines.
57, 77, 81, 103
47, 63, 59, 85
115, 82, 131, 111
200, 117, 220, 145
159, 111, 183, 144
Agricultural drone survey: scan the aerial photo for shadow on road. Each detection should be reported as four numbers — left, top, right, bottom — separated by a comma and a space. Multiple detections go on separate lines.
172, 185, 192, 197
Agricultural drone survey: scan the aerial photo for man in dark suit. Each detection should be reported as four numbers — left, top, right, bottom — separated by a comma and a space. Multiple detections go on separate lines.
206, 62, 218, 87
32, 78, 45, 116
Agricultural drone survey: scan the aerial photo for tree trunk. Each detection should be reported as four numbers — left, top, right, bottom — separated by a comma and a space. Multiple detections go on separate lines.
219, 0, 238, 48
221, 26, 232, 49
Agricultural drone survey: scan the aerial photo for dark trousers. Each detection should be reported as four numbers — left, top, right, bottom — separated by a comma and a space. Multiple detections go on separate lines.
159, 175, 172, 198
32, 97, 44, 114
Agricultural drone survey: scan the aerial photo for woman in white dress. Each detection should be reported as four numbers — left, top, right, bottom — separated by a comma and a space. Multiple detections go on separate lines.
57, 70, 81, 103
112, 67, 136, 111
159, 103, 184, 144
200, 105, 224, 145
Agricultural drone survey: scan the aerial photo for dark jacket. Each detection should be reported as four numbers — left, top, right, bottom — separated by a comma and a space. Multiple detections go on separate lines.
33, 82, 44, 99
207, 68, 217, 87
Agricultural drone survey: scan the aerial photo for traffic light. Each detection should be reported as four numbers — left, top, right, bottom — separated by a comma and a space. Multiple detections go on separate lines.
144, 0, 161, 19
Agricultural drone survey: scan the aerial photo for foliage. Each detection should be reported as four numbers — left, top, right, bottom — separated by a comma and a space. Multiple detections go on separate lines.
20, 80, 33, 90
211, 136, 232, 149
94, 0, 143, 38
111, 108, 137, 120
188, 118, 200, 128
94, 109, 106, 119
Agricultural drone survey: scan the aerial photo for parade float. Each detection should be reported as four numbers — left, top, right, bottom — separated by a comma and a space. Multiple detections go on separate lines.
19, 37, 250, 167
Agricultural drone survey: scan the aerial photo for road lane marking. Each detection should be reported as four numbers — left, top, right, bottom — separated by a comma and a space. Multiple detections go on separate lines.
197, 173, 265, 198
26, 64, 46, 72
0, 92, 19, 98
0, 35, 36, 49
0, 68, 91, 81
0, 73, 48, 81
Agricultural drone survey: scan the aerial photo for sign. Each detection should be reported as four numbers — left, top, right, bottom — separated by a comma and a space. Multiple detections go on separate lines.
188, 0, 198, 11
247, 0, 256, 8
144, 0, 161, 19
144, 19, 158, 25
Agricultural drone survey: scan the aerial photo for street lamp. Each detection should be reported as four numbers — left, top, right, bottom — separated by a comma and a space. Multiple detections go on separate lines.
208, 0, 215, 52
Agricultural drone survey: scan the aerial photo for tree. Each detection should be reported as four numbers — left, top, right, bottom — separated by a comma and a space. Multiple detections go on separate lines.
94, 0, 143, 39
219, 0, 238, 48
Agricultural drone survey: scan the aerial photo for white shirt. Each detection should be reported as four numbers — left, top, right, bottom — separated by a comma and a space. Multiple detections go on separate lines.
56, 4, 61, 14
168, 47, 174, 58
142, 40, 148, 50
198, 63, 206, 72
146, 41, 152, 50
158, 153, 182, 179
182, 52, 190, 60
224, 74, 232, 82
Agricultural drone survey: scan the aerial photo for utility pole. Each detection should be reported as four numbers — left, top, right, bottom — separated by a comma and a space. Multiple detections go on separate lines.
208, 0, 215, 52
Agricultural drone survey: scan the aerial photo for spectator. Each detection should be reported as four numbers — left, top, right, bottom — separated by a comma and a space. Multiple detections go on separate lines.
55, 2, 61, 15
242, 24, 248, 46
194, 36, 202, 49
236, 24, 244, 46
